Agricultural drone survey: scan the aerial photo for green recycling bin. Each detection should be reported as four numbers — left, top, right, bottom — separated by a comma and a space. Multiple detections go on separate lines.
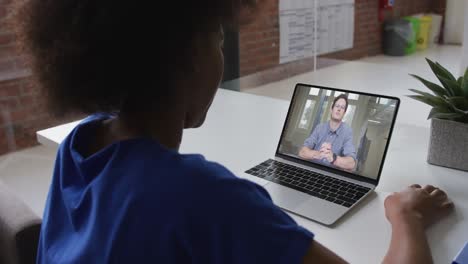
403, 16, 420, 55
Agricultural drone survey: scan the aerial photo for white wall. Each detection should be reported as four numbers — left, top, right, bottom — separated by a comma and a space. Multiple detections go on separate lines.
444, 0, 466, 44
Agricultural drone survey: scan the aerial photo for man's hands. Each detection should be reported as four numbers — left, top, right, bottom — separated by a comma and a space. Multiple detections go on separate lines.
299, 143, 334, 162
299, 143, 355, 170
319, 142, 334, 163
384, 184, 454, 229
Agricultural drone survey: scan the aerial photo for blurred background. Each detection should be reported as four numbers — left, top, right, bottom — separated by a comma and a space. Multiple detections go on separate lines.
221, 0, 464, 93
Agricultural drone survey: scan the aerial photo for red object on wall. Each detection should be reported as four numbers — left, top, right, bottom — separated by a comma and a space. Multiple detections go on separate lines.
379, 0, 394, 22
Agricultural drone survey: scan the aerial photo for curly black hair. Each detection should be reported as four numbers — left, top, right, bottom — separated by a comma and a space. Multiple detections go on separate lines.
13, 0, 257, 116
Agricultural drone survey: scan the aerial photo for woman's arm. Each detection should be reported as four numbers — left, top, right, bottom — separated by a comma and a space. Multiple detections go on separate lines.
302, 240, 348, 264
382, 214, 432, 264
382, 185, 453, 264
301, 184, 454, 264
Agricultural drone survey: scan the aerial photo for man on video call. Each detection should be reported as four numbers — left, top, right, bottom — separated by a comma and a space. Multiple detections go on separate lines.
299, 94, 357, 171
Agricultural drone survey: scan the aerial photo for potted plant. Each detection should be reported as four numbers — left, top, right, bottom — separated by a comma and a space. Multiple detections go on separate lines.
409, 58, 468, 171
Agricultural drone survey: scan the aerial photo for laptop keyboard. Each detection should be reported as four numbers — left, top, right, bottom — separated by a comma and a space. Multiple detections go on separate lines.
245, 159, 371, 208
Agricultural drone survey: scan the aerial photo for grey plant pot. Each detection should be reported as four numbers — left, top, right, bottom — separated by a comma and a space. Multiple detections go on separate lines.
427, 118, 468, 171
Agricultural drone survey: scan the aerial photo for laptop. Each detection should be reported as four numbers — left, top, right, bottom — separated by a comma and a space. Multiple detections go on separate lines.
243, 83, 400, 226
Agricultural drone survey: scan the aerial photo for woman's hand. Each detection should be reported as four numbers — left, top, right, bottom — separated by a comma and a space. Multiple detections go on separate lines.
384, 184, 454, 228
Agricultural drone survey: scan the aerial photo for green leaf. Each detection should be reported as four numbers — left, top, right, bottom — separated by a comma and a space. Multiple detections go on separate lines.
427, 107, 451, 120
408, 89, 438, 98
407, 94, 450, 108
445, 97, 468, 116
428, 111, 464, 120
438, 75, 462, 96
447, 97, 468, 111
408, 89, 451, 106
426, 58, 456, 82
436, 61, 457, 81
409, 74, 448, 97
462, 67, 468, 98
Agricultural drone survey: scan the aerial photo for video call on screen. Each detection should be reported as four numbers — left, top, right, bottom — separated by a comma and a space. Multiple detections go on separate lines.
278, 85, 398, 179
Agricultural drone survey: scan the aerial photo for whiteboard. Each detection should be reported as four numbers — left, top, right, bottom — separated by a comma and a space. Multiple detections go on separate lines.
279, 0, 355, 64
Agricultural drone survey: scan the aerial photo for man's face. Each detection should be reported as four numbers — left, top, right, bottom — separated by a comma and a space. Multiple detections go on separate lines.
331, 98, 347, 122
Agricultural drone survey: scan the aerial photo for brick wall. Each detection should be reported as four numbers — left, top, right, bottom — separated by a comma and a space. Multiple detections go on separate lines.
0, 0, 23, 73
0, 76, 53, 155
0, 0, 64, 155
431, 0, 447, 15
239, 0, 447, 76
239, 0, 279, 77
0, 74, 76, 155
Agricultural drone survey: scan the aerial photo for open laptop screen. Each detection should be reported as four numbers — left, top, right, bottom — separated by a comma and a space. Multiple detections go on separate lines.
277, 84, 399, 180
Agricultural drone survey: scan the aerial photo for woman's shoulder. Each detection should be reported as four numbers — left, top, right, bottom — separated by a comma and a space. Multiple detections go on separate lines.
126, 148, 249, 194
173, 154, 253, 193
166, 154, 265, 199
132, 152, 266, 217
178, 154, 234, 178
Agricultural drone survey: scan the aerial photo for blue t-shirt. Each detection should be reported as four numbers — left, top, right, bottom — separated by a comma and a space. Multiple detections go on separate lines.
37, 114, 314, 263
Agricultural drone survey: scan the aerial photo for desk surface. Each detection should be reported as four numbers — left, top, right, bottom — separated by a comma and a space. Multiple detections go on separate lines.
37, 78, 468, 264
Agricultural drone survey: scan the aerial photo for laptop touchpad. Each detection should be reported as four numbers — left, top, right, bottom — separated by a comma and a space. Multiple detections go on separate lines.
264, 182, 309, 211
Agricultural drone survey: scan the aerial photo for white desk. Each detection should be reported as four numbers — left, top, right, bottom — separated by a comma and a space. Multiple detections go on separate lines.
37, 87, 468, 263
